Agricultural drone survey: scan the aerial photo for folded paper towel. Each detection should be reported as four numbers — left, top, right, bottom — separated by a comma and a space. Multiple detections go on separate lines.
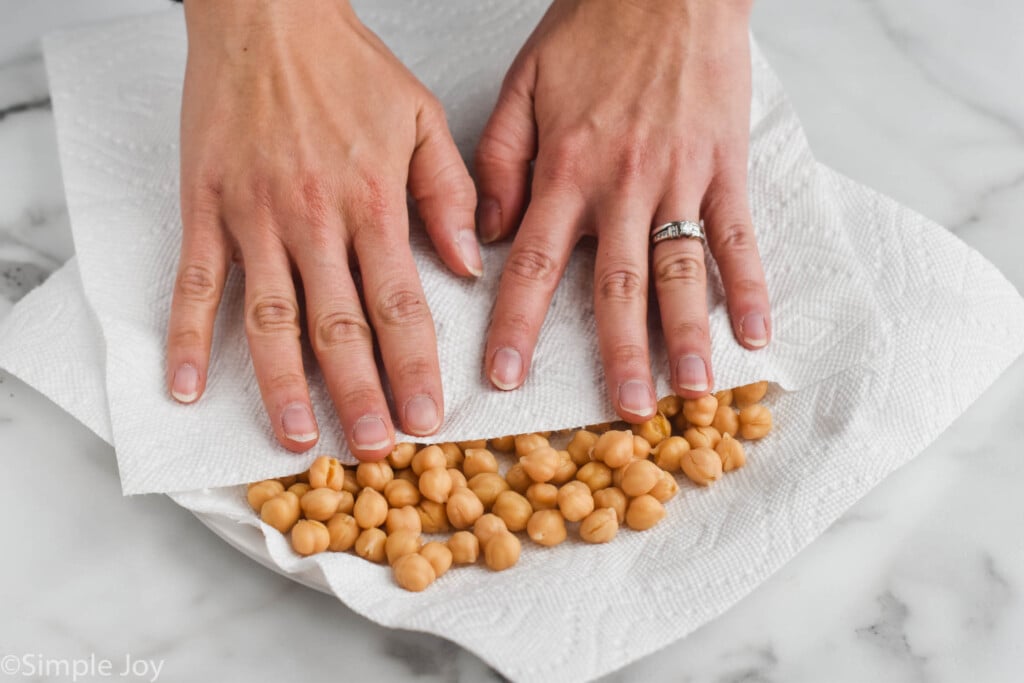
1, 1, 1023, 681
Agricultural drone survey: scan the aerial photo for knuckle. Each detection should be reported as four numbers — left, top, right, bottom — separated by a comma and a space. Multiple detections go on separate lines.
729, 277, 766, 299
312, 308, 372, 351
357, 172, 393, 223
263, 371, 307, 395
539, 135, 586, 187
654, 251, 705, 285
667, 321, 709, 346
175, 263, 220, 304
393, 356, 435, 386
339, 386, 384, 415
613, 138, 649, 183
375, 287, 429, 327
505, 247, 560, 286
245, 174, 275, 214
711, 222, 756, 253
497, 311, 532, 338
168, 326, 204, 350
597, 267, 645, 303
609, 342, 647, 368
247, 295, 301, 336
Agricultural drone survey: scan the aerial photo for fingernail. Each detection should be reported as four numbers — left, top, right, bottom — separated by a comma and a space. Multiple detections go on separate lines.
676, 355, 709, 392
478, 197, 502, 244
352, 415, 390, 450
457, 229, 484, 277
404, 394, 440, 435
281, 402, 318, 442
617, 380, 655, 418
171, 364, 199, 403
490, 347, 523, 390
741, 313, 769, 348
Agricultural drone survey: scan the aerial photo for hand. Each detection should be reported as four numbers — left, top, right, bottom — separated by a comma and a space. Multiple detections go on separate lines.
475, 0, 770, 420
166, 0, 480, 459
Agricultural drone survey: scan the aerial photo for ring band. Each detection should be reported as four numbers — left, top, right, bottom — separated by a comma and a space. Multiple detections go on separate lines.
650, 220, 706, 246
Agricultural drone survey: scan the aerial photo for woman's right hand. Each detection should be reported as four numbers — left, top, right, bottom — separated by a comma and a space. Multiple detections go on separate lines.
166, 0, 480, 460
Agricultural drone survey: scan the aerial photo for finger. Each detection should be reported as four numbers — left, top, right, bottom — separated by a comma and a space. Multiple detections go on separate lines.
352, 196, 445, 440
474, 63, 537, 244
484, 192, 583, 391
652, 190, 714, 398
166, 198, 229, 404
593, 195, 657, 422
295, 241, 396, 461
702, 171, 771, 349
409, 98, 482, 278
241, 233, 319, 452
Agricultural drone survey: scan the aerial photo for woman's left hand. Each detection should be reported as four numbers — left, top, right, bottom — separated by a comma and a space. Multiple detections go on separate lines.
476, 0, 770, 421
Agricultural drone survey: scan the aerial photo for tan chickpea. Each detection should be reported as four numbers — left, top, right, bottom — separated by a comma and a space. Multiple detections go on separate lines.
447, 468, 468, 490
738, 404, 772, 439
439, 442, 464, 469
557, 481, 595, 522
634, 413, 671, 447
620, 459, 662, 497
484, 531, 521, 571
383, 479, 421, 508
592, 487, 628, 523
446, 487, 485, 529
393, 552, 436, 591
489, 435, 516, 452
247, 480, 284, 512
385, 506, 423, 535
411, 445, 446, 475
714, 388, 733, 407
611, 464, 627, 490
657, 395, 682, 418
492, 491, 533, 531
277, 475, 298, 488
579, 508, 619, 544
420, 541, 453, 578
527, 509, 567, 547
418, 466, 453, 503
684, 425, 722, 450
733, 381, 768, 407
394, 468, 419, 485
526, 482, 559, 511
680, 446, 723, 486
457, 439, 487, 451
290, 519, 330, 556
632, 436, 651, 460
287, 482, 311, 498
448, 531, 480, 564
593, 430, 634, 468
682, 394, 718, 427
388, 442, 417, 469
260, 491, 301, 534
300, 488, 345, 522
712, 405, 740, 437
576, 461, 613, 492
472, 513, 508, 547
648, 470, 679, 503
514, 433, 549, 458
416, 500, 450, 534
353, 488, 388, 529
550, 450, 578, 485
308, 455, 345, 490
716, 433, 747, 472
356, 461, 394, 491
652, 436, 689, 472
468, 473, 511, 509
317, 511, 354, 549
462, 448, 499, 478
520, 445, 560, 483
566, 430, 600, 466
625, 494, 666, 531
335, 490, 355, 515
342, 470, 361, 496
385, 529, 423, 565
354, 528, 387, 564
504, 463, 532, 494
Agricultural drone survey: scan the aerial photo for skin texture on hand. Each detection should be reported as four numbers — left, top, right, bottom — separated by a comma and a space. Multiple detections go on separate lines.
476, 0, 771, 421
166, 0, 481, 460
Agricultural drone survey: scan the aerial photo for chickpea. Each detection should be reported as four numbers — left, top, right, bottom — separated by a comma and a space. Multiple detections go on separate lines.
288, 482, 311, 498
247, 480, 284, 512
527, 509, 567, 547
335, 490, 355, 515
716, 433, 747, 472
457, 439, 487, 451
448, 531, 480, 564
712, 406, 740, 437
593, 430, 634, 468
420, 541, 453, 578
472, 513, 508, 547
354, 528, 387, 564
489, 435, 516, 452
620, 459, 662, 497
484, 531, 521, 571
418, 466, 453, 503
277, 475, 298, 488
411, 445, 446, 475
383, 479, 421, 508
326, 513, 360, 552
260, 491, 301, 534
566, 430, 599, 466
648, 470, 679, 503
634, 413, 671, 446
463, 448, 499, 478
550, 450, 578, 485
439, 442, 464, 469
684, 425, 722, 450
468, 473, 511, 509
394, 468, 419, 485
680, 446, 723, 486
308, 455, 345, 490
733, 381, 768, 407
657, 395, 682, 418
514, 433, 549, 458
632, 435, 651, 459
682, 394, 718, 427
504, 463, 532, 494
714, 388, 734, 407
295, 470, 310, 484
290, 519, 330, 556
356, 461, 394, 491
576, 461, 613, 492
557, 481, 595, 522
526, 482, 559, 511
492, 491, 533, 531
342, 470, 361, 496
300, 487, 345, 522
447, 468, 468, 490
652, 436, 689, 472
579, 508, 618, 544
393, 553, 436, 591
353, 488, 388, 529
388, 442, 417, 469
592, 487, 628, 523
385, 529, 423, 565
446, 487, 485, 529
738, 404, 772, 439
611, 464, 627, 490
416, 500, 450, 534
385, 506, 423, 535
625, 494, 666, 531
521, 445, 560, 483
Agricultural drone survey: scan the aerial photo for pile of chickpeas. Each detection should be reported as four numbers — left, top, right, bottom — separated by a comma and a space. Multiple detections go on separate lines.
247, 381, 772, 591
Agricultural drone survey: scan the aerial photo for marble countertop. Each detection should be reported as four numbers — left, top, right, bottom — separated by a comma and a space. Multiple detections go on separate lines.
2, 1, 1022, 681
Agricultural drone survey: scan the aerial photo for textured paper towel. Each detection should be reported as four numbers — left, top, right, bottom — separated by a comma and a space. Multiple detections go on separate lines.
0, 2, 1023, 681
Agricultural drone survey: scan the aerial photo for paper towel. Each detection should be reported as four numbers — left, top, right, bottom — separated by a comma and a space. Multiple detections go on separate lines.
1, 2, 1023, 681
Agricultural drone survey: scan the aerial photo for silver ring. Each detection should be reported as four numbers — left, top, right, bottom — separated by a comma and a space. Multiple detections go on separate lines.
650, 220, 705, 247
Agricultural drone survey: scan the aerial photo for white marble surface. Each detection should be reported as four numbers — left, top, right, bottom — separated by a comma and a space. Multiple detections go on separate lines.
1, 0, 1022, 681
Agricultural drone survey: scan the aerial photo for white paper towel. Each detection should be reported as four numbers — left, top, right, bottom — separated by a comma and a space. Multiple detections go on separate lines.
1, 2, 1023, 681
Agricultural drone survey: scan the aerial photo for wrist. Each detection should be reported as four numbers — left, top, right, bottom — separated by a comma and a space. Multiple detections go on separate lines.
183, 0, 356, 49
